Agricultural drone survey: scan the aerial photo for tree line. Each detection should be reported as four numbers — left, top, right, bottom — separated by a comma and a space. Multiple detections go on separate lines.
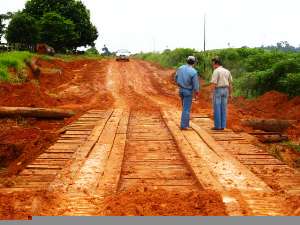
136, 46, 300, 98
0, 0, 98, 53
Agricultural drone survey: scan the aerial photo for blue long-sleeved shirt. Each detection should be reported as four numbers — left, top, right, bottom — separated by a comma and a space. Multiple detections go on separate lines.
175, 65, 200, 92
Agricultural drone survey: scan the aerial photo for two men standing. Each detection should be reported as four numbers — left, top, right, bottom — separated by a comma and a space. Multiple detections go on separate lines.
175, 56, 232, 131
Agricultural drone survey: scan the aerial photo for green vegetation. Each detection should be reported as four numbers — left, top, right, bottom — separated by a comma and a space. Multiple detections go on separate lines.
282, 142, 300, 153
40, 52, 102, 62
0, 51, 33, 82
85, 47, 100, 56
39, 12, 78, 51
6, 12, 39, 47
136, 47, 300, 98
5, 0, 98, 52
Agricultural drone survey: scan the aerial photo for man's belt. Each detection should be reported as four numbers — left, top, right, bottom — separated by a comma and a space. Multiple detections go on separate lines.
216, 86, 229, 88
178, 85, 193, 91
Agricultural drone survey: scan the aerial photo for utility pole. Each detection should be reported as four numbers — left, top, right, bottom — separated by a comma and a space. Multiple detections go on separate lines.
204, 14, 206, 53
203, 14, 207, 73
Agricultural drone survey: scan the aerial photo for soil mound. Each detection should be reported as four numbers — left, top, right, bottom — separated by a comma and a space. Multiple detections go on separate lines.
102, 187, 227, 216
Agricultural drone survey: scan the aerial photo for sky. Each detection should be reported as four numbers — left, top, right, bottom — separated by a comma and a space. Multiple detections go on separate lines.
1, 0, 300, 53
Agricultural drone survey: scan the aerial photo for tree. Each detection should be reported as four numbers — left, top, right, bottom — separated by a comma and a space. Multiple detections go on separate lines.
6, 12, 39, 46
86, 46, 99, 55
39, 12, 78, 51
24, 0, 98, 48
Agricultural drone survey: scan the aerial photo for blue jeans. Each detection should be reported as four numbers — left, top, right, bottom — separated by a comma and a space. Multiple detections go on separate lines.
213, 87, 229, 129
179, 88, 193, 129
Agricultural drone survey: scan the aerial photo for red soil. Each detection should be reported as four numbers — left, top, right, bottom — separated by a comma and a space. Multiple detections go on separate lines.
102, 187, 227, 216
234, 91, 300, 140
0, 58, 114, 176
0, 190, 61, 219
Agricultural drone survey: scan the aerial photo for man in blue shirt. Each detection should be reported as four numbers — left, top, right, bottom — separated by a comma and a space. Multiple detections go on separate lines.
175, 56, 200, 130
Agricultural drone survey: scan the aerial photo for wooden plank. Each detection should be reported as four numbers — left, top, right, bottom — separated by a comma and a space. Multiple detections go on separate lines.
49, 110, 114, 191
65, 131, 91, 135
120, 178, 197, 186
33, 159, 68, 165
45, 149, 75, 153
26, 164, 63, 169
236, 155, 277, 159
48, 143, 80, 150
119, 184, 198, 192
125, 154, 181, 161
20, 169, 60, 175
240, 159, 285, 165
161, 110, 223, 191
123, 164, 190, 170
122, 168, 192, 179
56, 140, 84, 144
71, 110, 123, 192
61, 135, 87, 138
64, 128, 92, 131
183, 113, 273, 192
123, 160, 184, 166
16, 175, 56, 182
14, 182, 50, 188
38, 153, 73, 159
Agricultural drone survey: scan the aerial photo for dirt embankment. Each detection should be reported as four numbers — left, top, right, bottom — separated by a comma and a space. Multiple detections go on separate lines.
234, 91, 300, 138
0, 58, 114, 176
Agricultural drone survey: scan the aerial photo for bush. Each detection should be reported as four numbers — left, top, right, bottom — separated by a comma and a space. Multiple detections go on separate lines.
136, 47, 300, 98
278, 73, 300, 96
85, 47, 99, 55
273, 59, 300, 77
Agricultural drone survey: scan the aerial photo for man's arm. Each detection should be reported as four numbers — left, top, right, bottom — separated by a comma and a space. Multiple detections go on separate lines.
192, 73, 200, 99
174, 71, 178, 85
228, 72, 233, 98
207, 70, 219, 99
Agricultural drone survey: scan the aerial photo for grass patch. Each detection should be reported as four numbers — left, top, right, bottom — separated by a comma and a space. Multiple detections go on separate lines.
0, 67, 9, 81
0, 51, 34, 82
282, 141, 300, 153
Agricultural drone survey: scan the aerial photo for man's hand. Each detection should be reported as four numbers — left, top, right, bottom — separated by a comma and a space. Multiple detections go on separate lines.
229, 86, 233, 101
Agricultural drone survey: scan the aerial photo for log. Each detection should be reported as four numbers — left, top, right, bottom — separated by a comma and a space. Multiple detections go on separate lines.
241, 119, 295, 132
0, 107, 75, 119
256, 134, 289, 143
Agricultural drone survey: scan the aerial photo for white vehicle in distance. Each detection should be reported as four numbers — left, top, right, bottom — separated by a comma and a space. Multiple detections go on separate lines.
116, 49, 131, 61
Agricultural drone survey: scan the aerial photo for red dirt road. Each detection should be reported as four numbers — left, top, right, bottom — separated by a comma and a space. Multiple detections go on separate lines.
0, 58, 300, 218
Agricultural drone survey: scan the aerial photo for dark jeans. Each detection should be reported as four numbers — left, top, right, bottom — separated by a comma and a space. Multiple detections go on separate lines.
179, 88, 193, 129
